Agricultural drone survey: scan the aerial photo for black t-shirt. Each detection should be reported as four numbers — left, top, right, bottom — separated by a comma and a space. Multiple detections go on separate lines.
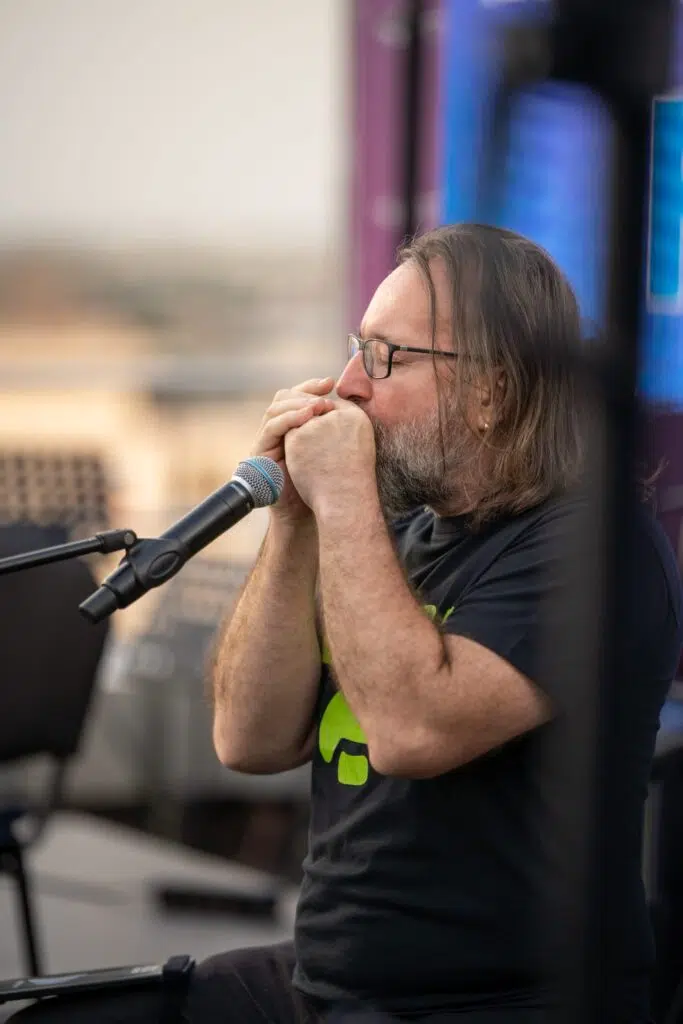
293, 495, 683, 1019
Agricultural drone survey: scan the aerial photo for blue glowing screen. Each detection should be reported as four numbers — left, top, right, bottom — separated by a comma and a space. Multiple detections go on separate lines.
440, 0, 609, 330
640, 97, 683, 403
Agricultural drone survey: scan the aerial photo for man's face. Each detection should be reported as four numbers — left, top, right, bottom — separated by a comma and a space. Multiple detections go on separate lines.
336, 260, 469, 519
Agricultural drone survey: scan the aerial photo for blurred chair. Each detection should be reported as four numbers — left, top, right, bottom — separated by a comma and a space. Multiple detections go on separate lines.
0, 522, 110, 975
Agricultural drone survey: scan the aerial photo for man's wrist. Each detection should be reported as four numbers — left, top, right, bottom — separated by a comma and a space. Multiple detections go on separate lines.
268, 509, 317, 544
313, 480, 382, 530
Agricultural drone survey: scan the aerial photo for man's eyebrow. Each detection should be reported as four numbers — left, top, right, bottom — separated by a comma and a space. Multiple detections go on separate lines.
358, 328, 389, 341
358, 328, 416, 346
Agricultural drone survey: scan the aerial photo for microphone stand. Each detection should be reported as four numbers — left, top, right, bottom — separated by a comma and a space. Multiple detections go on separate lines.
0, 528, 282, 921
0, 529, 138, 576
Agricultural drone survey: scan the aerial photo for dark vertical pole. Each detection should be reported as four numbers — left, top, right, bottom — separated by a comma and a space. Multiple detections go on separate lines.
540, 1, 677, 1020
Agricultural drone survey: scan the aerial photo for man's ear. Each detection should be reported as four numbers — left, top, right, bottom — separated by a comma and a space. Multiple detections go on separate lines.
476, 370, 505, 433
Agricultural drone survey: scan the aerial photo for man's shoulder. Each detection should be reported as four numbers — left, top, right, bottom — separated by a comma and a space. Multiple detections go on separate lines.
388, 496, 584, 555
530, 492, 682, 619
510, 492, 586, 542
388, 491, 675, 559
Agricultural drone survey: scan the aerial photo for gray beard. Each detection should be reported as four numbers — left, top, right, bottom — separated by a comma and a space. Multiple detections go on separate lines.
372, 412, 455, 521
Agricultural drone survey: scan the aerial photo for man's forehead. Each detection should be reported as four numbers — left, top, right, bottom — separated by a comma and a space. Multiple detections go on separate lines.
361, 261, 452, 339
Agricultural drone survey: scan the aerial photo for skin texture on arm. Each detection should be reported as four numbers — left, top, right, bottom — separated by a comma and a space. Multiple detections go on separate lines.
211, 516, 322, 773
211, 377, 334, 774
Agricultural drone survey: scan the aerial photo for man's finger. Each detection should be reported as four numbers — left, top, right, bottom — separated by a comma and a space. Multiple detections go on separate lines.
264, 396, 334, 422
255, 402, 334, 458
292, 377, 335, 395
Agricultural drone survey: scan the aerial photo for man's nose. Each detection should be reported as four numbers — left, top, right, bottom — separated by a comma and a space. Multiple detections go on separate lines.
336, 352, 373, 402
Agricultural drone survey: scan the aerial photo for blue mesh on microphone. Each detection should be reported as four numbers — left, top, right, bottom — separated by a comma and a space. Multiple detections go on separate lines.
232, 457, 284, 507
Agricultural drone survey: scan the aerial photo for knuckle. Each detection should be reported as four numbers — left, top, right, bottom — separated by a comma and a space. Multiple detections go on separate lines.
266, 399, 288, 417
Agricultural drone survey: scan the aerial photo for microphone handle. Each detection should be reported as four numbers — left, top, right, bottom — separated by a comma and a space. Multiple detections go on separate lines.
165, 478, 254, 556
79, 480, 253, 622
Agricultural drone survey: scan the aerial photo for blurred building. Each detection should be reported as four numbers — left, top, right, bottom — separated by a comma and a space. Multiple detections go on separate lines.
0, 246, 343, 637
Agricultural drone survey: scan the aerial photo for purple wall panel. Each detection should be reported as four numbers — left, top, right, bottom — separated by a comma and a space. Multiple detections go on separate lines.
350, 0, 412, 330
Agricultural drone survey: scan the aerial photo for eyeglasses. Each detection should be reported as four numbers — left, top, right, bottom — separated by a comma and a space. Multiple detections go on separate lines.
347, 333, 457, 380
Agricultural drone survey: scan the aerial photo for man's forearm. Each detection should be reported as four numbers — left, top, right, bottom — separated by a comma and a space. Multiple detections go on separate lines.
316, 486, 446, 763
212, 516, 321, 771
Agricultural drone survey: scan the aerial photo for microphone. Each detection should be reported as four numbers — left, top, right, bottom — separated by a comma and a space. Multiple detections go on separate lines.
79, 456, 284, 624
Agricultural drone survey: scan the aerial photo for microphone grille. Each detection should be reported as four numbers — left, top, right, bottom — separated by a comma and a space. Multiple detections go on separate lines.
232, 456, 285, 508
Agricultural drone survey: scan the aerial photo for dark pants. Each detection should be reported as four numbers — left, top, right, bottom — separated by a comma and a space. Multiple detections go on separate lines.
3, 942, 551, 1024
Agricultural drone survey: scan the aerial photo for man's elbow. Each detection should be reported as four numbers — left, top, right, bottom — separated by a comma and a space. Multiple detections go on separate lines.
367, 722, 460, 779
212, 716, 245, 770
213, 717, 313, 775
212, 715, 259, 772
213, 739, 284, 775
369, 714, 550, 778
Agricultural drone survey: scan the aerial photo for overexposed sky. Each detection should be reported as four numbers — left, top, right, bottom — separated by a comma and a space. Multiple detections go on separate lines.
0, 0, 348, 250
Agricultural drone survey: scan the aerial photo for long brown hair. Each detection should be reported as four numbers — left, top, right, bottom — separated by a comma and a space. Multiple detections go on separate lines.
399, 223, 585, 525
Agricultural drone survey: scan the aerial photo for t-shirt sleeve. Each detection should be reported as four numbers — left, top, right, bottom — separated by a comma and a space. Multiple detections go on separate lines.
442, 500, 683, 701
441, 506, 575, 695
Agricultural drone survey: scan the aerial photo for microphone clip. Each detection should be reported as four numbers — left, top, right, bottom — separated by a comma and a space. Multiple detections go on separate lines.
124, 536, 191, 589
79, 536, 191, 623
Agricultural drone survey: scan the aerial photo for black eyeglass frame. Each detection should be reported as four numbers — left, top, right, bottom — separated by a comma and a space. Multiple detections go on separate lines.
347, 332, 457, 380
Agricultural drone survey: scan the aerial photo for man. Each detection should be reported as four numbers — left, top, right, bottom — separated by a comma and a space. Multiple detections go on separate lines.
12, 224, 683, 1023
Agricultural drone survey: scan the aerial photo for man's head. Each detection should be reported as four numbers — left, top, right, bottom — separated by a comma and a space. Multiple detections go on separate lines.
336, 223, 584, 524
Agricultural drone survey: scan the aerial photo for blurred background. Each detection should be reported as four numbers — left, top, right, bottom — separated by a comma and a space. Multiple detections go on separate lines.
0, 0, 349, 855
2, 0, 683, 1020
0, 0, 352, 988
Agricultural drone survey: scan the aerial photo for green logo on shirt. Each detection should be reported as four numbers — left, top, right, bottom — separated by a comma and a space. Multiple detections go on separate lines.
319, 692, 369, 785
318, 603, 454, 786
